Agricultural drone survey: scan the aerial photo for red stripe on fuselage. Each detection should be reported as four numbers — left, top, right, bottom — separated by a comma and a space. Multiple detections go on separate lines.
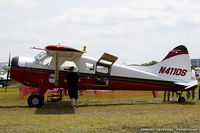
10, 66, 192, 96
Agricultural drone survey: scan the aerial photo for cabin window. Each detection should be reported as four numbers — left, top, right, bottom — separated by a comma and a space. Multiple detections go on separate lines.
42, 56, 52, 66
85, 63, 94, 71
60, 61, 77, 71
96, 65, 108, 74
99, 59, 112, 65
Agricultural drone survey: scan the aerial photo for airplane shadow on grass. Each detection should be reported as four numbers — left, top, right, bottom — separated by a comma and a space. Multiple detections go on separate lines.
0, 90, 17, 92
0, 105, 28, 108
0, 100, 196, 115
0, 101, 75, 115
165, 101, 196, 105
78, 101, 196, 107
35, 101, 75, 115
77, 101, 195, 107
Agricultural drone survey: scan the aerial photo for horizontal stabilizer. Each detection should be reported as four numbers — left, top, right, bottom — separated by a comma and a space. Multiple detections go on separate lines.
176, 80, 198, 90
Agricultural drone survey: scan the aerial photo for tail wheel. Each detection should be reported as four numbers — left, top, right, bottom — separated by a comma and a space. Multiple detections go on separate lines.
27, 93, 44, 108
178, 97, 185, 104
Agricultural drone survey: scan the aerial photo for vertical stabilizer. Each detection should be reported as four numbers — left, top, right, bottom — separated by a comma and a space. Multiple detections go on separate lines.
152, 45, 191, 82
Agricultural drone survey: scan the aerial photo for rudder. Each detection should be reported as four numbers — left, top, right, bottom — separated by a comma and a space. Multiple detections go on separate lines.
152, 45, 191, 82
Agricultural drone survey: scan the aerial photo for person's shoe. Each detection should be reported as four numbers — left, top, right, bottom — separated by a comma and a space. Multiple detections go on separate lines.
76, 105, 79, 108
193, 98, 196, 100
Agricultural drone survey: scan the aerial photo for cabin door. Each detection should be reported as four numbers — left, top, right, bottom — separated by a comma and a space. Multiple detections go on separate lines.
94, 53, 118, 86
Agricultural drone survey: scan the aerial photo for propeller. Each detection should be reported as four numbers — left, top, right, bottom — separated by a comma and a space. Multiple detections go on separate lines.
5, 53, 11, 92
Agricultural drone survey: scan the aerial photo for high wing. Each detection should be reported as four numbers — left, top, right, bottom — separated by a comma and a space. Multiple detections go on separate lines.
45, 45, 84, 58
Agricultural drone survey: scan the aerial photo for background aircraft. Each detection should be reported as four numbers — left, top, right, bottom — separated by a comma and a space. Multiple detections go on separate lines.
0, 62, 9, 88
0, 61, 17, 90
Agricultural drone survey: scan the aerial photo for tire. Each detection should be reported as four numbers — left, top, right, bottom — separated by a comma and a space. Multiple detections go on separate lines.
27, 93, 43, 108
178, 97, 185, 104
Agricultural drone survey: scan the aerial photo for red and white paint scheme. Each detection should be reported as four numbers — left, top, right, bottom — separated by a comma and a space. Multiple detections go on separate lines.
9, 45, 198, 107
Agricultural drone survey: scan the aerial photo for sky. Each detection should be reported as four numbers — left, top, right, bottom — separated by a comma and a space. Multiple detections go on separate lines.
0, 0, 200, 64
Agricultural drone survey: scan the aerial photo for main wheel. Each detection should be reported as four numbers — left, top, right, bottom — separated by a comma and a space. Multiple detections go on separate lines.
178, 97, 185, 104
27, 93, 44, 108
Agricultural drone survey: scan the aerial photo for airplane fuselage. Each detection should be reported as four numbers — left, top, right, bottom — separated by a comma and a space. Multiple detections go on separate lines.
10, 55, 192, 96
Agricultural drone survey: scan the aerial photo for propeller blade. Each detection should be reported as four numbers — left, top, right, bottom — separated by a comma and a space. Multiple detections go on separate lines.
8, 52, 11, 66
5, 53, 11, 92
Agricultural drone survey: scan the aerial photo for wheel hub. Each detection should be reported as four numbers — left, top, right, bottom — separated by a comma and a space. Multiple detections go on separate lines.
32, 97, 39, 105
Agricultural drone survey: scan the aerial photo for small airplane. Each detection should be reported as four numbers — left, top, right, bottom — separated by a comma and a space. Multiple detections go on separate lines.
0, 62, 16, 90
0, 71, 8, 87
7, 44, 197, 107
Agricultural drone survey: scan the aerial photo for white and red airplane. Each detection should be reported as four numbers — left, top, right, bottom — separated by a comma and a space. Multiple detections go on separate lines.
8, 45, 197, 107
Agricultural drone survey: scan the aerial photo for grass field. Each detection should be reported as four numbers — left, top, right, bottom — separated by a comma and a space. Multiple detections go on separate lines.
0, 88, 200, 133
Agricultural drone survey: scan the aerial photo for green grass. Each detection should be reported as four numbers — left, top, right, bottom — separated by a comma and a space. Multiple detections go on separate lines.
0, 88, 200, 133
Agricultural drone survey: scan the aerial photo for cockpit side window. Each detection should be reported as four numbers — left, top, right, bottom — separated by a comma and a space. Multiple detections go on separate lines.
60, 60, 77, 71
42, 56, 52, 66
85, 63, 94, 71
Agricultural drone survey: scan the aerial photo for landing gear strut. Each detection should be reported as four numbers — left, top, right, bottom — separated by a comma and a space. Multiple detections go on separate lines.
27, 92, 44, 108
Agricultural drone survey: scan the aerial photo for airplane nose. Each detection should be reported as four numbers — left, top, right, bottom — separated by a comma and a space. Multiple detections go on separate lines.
11, 56, 19, 67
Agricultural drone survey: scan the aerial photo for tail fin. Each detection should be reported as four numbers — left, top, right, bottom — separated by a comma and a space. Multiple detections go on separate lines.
153, 45, 191, 82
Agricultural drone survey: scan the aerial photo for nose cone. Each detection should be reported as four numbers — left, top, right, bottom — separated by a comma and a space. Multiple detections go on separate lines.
18, 57, 35, 67
11, 56, 19, 67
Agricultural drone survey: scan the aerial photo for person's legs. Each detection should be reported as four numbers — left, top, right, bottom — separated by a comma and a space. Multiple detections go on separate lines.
171, 91, 174, 100
186, 90, 190, 100
192, 88, 196, 100
75, 99, 79, 107
167, 91, 170, 102
176, 92, 178, 100
199, 87, 200, 100
163, 91, 166, 102
70, 99, 74, 107
74, 89, 79, 107
68, 89, 74, 107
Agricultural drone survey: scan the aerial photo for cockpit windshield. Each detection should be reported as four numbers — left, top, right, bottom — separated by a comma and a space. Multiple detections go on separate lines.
34, 51, 47, 61
34, 52, 52, 66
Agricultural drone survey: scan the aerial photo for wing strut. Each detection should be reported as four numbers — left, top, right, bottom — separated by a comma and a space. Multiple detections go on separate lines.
54, 52, 59, 86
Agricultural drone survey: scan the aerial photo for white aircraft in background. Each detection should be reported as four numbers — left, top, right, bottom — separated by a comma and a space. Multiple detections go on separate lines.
0, 61, 16, 90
